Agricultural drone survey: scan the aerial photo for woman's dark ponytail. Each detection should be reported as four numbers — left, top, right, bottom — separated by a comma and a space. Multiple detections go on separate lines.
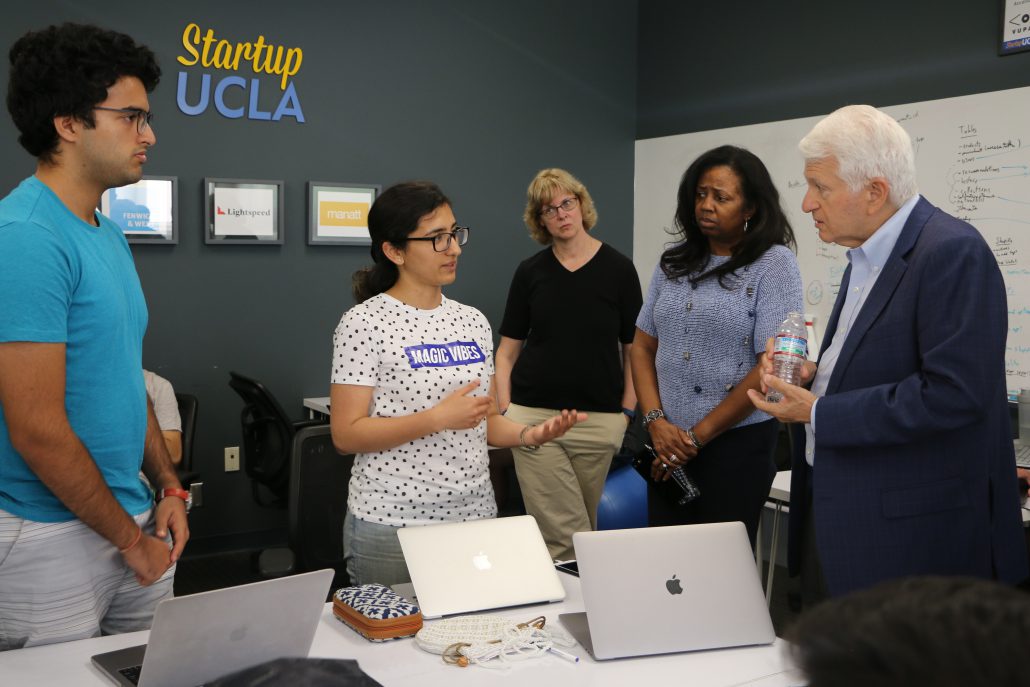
352, 262, 399, 303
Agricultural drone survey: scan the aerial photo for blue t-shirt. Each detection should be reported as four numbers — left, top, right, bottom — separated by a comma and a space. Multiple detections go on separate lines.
0, 176, 151, 522
636, 244, 803, 430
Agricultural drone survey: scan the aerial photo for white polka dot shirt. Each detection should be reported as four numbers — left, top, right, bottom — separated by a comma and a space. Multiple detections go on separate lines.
331, 293, 498, 527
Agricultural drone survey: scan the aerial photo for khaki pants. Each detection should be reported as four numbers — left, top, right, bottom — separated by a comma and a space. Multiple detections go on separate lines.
506, 404, 627, 561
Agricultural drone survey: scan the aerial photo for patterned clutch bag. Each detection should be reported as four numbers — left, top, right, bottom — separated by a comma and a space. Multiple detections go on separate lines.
332, 584, 423, 642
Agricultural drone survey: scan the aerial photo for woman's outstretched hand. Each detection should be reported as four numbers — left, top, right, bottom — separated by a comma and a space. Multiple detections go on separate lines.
528, 409, 589, 445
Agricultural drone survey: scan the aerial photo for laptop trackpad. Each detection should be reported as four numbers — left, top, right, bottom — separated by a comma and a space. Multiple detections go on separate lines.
558, 612, 594, 657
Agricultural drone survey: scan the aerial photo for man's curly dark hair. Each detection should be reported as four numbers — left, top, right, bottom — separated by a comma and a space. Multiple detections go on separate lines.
7, 23, 161, 163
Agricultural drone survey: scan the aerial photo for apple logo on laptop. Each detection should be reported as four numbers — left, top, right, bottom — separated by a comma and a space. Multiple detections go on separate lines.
472, 551, 492, 570
229, 626, 247, 641
666, 574, 683, 595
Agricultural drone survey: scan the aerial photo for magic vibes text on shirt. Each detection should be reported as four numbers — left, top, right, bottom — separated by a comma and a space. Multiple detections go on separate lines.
404, 341, 485, 369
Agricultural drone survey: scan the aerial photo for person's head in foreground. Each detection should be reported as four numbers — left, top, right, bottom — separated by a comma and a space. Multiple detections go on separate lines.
787, 575, 1030, 687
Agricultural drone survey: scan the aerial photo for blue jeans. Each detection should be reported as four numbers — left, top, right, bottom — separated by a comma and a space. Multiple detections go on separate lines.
342, 511, 411, 587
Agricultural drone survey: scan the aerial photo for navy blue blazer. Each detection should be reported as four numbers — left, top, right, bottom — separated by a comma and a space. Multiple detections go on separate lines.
788, 196, 1029, 596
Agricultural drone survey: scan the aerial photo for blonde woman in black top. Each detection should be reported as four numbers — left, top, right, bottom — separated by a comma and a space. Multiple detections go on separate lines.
496, 169, 642, 561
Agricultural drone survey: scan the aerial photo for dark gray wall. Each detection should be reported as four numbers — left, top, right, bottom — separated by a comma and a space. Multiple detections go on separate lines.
0, 1, 638, 549
637, 1, 1030, 139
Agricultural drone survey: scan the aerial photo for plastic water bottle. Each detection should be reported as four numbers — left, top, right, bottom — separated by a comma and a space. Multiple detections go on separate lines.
669, 465, 701, 505
766, 312, 808, 402
643, 443, 700, 505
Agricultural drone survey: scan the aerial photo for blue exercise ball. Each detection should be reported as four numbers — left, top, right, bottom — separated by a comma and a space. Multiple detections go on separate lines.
597, 465, 648, 530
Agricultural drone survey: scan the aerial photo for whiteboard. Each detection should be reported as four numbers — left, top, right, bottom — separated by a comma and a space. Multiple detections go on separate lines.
634, 86, 1030, 392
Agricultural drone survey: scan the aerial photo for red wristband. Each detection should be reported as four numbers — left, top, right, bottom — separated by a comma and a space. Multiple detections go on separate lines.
119, 525, 143, 554
158, 487, 192, 513
158, 488, 190, 503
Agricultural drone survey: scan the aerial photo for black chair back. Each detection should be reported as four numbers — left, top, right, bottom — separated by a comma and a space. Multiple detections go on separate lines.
228, 371, 296, 505
175, 393, 199, 472
288, 425, 352, 587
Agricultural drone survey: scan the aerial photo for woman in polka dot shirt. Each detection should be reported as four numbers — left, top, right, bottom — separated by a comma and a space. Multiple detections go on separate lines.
330, 181, 585, 586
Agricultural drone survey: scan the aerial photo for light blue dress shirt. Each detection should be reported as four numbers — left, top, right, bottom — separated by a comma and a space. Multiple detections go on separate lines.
805, 195, 920, 466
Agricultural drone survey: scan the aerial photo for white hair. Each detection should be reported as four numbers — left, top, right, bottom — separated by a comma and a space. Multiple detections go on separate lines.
799, 104, 918, 206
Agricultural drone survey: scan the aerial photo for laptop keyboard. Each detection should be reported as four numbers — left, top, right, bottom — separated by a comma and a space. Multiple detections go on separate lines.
1016, 443, 1030, 469
118, 665, 143, 685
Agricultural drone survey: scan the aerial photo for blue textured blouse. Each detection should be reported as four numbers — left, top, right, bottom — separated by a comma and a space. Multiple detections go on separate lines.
636, 244, 803, 430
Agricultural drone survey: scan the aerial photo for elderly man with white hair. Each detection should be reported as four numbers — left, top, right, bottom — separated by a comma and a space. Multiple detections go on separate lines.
749, 104, 1028, 602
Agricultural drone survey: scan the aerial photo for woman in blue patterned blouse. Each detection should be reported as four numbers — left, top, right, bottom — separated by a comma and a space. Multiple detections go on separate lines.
630, 145, 803, 546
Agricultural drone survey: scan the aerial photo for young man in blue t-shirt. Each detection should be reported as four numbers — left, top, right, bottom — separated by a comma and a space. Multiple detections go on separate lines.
0, 23, 189, 650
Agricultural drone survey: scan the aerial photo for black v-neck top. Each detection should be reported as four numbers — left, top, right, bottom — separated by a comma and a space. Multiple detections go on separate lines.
499, 243, 642, 411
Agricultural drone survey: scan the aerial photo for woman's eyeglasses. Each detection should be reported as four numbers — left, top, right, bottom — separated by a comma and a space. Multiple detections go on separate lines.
539, 197, 579, 219
406, 226, 470, 252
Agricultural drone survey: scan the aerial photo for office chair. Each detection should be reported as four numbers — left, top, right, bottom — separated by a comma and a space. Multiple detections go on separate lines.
228, 371, 324, 577
288, 424, 353, 592
174, 392, 199, 488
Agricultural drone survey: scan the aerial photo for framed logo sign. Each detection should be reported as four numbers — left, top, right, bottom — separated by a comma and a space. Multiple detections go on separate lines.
308, 182, 379, 246
204, 178, 284, 245
100, 175, 178, 245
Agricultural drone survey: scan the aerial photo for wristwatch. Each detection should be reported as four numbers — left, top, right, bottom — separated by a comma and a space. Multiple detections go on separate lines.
642, 409, 666, 427
158, 487, 192, 513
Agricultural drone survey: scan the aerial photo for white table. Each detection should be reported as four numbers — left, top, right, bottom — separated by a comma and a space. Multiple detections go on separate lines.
304, 395, 331, 419
0, 575, 802, 687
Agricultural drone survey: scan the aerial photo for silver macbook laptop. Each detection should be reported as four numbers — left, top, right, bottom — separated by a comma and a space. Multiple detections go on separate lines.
561, 522, 775, 660
91, 568, 333, 687
397, 515, 565, 618
1014, 441, 1030, 469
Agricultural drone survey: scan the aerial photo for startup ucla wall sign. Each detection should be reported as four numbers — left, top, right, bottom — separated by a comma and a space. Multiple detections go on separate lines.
176, 23, 305, 123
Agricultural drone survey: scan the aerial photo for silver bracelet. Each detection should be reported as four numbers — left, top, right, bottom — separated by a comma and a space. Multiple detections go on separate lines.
686, 428, 704, 450
519, 424, 540, 450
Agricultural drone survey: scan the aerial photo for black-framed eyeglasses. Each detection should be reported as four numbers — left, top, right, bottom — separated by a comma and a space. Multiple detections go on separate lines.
405, 226, 470, 252
93, 106, 153, 134
539, 196, 579, 219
